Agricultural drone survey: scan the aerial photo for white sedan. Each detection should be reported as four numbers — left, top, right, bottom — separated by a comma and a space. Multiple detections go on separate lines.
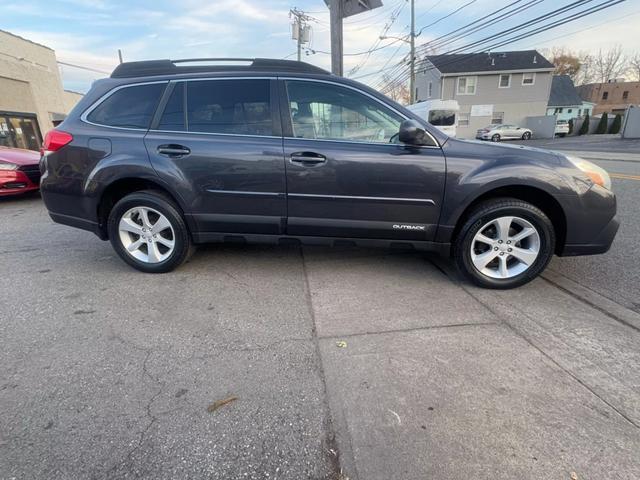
476, 124, 533, 142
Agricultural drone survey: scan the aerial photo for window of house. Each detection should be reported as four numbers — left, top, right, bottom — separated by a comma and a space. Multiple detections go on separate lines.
457, 76, 477, 95
458, 113, 470, 126
285, 80, 411, 144
568, 108, 572, 113
428, 81, 433, 98
602, 91, 609, 100
498, 74, 511, 88
185, 79, 272, 136
491, 112, 504, 124
623, 91, 629, 101
554, 107, 563, 114
522, 73, 535, 85
87, 83, 166, 129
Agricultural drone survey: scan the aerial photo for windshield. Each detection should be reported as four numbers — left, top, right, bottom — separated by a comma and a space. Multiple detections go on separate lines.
428, 109, 456, 126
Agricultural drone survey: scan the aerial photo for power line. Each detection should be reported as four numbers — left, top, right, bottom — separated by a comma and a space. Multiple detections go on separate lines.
416, 0, 479, 36
379, 0, 625, 93
57, 61, 110, 74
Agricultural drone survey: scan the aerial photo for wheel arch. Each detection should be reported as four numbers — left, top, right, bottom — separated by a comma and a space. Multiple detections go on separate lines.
450, 185, 567, 255
97, 177, 191, 240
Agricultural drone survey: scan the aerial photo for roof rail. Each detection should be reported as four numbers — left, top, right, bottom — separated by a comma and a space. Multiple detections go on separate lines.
110, 58, 330, 78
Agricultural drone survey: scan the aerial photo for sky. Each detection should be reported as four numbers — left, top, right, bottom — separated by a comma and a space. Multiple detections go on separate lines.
3, 0, 639, 93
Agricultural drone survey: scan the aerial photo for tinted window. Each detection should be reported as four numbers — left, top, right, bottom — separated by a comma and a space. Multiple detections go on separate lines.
286, 80, 404, 143
428, 110, 455, 126
87, 83, 165, 129
158, 83, 185, 131
186, 80, 272, 136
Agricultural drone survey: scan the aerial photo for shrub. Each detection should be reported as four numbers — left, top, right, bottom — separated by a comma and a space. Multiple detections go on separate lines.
595, 112, 608, 134
568, 118, 574, 135
609, 114, 622, 134
579, 114, 590, 135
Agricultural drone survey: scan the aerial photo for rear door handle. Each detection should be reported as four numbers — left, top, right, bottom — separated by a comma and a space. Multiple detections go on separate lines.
157, 144, 191, 157
290, 152, 327, 166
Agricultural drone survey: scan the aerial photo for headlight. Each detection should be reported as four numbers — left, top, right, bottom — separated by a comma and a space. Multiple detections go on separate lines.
0, 160, 18, 171
566, 155, 612, 191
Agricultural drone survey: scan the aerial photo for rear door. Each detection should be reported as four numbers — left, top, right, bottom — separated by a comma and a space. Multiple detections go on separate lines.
280, 78, 445, 241
144, 78, 286, 235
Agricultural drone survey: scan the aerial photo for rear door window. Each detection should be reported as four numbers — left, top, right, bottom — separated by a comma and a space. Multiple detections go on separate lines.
87, 83, 165, 129
184, 79, 273, 136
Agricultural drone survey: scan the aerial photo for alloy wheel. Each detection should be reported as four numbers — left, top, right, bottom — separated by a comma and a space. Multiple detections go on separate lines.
118, 207, 175, 263
470, 216, 541, 279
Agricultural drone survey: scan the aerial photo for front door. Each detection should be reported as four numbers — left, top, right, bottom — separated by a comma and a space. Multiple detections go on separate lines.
145, 78, 286, 235
281, 79, 445, 241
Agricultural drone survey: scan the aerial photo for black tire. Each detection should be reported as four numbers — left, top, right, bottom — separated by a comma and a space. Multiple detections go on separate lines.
491, 134, 501, 142
521, 131, 532, 140
107, 190, 193, 273
453, 198, 555, 289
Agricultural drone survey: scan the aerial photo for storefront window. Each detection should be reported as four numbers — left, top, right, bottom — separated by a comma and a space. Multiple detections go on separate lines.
0, 113, 42, 151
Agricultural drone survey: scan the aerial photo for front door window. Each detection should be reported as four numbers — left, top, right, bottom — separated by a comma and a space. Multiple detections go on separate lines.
286, 80, 403, 144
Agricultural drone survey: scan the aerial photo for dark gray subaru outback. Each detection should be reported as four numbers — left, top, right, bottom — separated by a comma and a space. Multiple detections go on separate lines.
40, 58, 618, 288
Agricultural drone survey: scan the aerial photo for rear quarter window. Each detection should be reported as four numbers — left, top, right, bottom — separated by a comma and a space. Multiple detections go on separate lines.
86, 83, 166, 129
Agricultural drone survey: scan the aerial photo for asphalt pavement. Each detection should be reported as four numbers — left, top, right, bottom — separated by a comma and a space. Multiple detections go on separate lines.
1, 137, 640, 479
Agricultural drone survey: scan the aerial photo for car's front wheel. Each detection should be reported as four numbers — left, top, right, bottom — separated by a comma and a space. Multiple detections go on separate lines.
453, 198, 555, 289
107, 190, 193, 273
491, 134, 501, 142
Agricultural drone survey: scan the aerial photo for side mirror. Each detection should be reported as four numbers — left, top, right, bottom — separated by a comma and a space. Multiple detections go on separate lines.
399, 119, 427, 145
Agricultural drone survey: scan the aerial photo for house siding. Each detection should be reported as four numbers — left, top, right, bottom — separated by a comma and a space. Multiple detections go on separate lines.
440, 71, 552, 138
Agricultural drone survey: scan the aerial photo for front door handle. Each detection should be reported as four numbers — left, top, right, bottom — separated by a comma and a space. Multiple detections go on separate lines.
290, 152, 327, 166
157, 144, 191, 157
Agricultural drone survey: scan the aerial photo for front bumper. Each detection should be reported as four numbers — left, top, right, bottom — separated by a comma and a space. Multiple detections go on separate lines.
0, 169, 39, 196
560, 215, 619, 256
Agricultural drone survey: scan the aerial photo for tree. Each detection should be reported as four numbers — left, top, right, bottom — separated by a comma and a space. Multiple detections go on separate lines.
579, 113, 590, 135
382, 74, 410, 104
628, 53, 640, 81
550, 47, 582, 80
609, 114, 622, 134
593, 46, 628, 82
568, 118, 574, 135
595, 113, 609, 134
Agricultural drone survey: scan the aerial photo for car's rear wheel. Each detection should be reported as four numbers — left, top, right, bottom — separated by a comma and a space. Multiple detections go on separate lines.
522, 131, 532, 140
107, 190, 193, 273
491, 134, 501, 142
453, 198, 555, 289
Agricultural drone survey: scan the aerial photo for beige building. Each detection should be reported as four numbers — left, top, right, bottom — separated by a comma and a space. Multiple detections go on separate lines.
0, 29, 83, 151
577, 80, 640, 116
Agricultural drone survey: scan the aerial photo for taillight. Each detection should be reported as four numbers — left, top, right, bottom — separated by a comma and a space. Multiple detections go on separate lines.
41, 130, 73, 155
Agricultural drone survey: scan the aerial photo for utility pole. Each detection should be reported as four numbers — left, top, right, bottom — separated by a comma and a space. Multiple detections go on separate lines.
329, 0, 344, 75
290, 8, 311, 62
325, 0, 383, 76
409, 0, 416, 103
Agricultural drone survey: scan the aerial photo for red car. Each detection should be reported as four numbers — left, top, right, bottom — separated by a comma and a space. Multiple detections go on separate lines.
0, 146, 41, 196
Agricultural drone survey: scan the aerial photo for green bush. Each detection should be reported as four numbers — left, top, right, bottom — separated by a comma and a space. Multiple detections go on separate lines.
595, 112, 608, 134
568, 119, 574, 135
579, 114, 590, 135
609, 114, 622, 134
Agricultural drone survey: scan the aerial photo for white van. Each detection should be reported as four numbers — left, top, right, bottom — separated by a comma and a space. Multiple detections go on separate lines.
407, 99, 459, 137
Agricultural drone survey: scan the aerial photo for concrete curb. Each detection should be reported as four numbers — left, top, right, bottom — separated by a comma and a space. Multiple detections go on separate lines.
559, 150, 640, 162
542, 269, 640, 332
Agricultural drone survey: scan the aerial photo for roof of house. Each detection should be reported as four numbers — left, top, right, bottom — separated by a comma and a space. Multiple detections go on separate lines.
425, 50, 554, 74
548, 75, 583, 107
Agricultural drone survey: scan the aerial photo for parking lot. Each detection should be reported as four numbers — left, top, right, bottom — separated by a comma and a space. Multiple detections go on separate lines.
1, 140, 640, 479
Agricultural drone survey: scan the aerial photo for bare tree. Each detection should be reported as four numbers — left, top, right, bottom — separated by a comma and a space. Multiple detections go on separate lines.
382, 74, 410, 104
628, 53, 640, 81
592, 45, 628, 82
575, 52, 596, 85
549, 46, 582, 80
